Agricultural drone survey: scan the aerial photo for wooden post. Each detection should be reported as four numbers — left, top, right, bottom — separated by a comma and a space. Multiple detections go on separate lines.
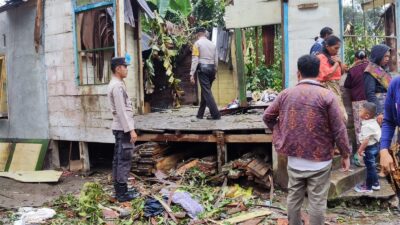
115, 0, 125, 56
272, 145, 288, 190
234, 28, 247, 107
79, 142, 90, 172
262, 25, 275, 67
49, 140, 60, 169
136, 11, 145, 114
215, 131, 227, 173
255, 27, 259, 67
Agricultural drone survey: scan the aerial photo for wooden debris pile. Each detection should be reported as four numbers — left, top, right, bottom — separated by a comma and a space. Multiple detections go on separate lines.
131, 142, 170, 176
223, 153, 272, 189
132, 142, 191, 176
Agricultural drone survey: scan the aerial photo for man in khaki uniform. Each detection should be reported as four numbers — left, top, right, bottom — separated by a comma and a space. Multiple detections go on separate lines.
108, 57, 138, 202
190, 27, 221, 120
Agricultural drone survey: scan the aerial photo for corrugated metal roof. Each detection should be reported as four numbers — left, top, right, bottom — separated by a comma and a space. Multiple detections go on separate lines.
0, 0, 26, 13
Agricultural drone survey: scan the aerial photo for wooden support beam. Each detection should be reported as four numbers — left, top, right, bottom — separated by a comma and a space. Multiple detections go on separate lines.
225, 134, 272, 143
136, 133, 272, 143
234, 28, 247, 107
255, 27, 259, 67
215, 131, 227, 173
115, 0, 125, 56
272, 145, 288, 190
79, 142, 90, 172
49, 140, 60, 169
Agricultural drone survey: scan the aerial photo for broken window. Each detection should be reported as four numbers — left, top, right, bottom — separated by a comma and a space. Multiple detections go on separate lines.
343, 0, 397, 71
0, 56, 7, 119
74, 1, 115, 85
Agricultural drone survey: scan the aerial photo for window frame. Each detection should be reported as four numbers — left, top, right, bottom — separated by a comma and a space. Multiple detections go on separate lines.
72, 0, 117, 86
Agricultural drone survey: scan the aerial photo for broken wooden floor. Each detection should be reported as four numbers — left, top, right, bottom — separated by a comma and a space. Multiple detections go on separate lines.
134, 107, 272, 173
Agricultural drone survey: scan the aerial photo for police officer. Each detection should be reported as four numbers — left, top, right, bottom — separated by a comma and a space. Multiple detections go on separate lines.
107, 57, 137, 202
190, 27, 221, 120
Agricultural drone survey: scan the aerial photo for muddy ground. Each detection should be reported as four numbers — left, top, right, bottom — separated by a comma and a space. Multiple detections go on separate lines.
1, 170, 400, 225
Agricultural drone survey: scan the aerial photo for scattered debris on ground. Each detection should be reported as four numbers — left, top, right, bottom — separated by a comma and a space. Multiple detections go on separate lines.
1, 142, 400, 224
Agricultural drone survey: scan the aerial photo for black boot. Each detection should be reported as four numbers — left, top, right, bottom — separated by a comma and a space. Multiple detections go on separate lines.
115, 182, 137, 202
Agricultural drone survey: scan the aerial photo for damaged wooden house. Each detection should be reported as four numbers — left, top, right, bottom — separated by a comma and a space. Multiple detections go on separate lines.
0, 0, 400, 200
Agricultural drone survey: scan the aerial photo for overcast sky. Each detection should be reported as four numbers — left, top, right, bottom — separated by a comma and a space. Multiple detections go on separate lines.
0, 0, 4, 6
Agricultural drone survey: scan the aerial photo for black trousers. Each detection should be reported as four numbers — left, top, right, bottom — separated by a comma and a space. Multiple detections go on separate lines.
196, 64, 220, 118
112, 130, 134, 183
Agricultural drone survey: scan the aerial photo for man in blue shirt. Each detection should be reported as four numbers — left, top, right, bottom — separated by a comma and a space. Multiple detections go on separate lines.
310, 27, 333, 55
380, 76, 400, 173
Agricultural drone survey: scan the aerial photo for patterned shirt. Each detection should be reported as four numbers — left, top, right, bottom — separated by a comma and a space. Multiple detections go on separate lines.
263, 80, 351, 161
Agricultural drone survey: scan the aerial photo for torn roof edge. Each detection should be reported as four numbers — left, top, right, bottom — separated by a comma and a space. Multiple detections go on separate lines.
0, 0, 26, 13
136, 0, 155, 19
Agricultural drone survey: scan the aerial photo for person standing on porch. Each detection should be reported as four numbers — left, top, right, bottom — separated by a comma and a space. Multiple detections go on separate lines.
107, 57, 138, 202
310, 27, 333, 55
364, 44, 392, 126
317, 35, 348, 123
344, 50, 369, 166
190, 27, 221, 120
263, 55, 351, 225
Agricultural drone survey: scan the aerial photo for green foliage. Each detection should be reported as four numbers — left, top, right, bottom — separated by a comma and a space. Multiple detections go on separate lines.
191, 0, 225, 28
147, 0, 192, 17
170, 0, 192, 17
342, 2, 386, 65
147, 0, 171, 17
244, 27, 283, 92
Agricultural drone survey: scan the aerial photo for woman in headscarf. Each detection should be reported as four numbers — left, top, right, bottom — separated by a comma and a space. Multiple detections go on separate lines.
317, 35, 348, 122
364, 44, 392, 125
344, 50, 369, 166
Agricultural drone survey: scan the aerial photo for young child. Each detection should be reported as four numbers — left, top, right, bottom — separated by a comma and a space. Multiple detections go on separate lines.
354, 102, 382, 193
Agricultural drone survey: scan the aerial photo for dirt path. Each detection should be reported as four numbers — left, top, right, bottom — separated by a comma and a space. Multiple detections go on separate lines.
0, 173, 95, 209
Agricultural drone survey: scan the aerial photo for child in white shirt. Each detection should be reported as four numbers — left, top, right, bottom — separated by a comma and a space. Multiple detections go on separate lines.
354, 102, 381, 193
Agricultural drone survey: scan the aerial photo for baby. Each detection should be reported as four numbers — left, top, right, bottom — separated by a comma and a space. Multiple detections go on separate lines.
354, 102, 382, 193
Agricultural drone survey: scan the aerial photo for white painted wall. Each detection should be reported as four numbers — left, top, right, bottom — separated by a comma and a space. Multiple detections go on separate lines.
224, 0, 281, 29
287, 0, 341, 87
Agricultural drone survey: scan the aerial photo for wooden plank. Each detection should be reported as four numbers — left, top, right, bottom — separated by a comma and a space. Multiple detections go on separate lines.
156, 152, 187, 172
247, 158, 270, 178
137, 134, 272, 143
136, 10, 145, 115
0, 56, 8, 117
0, 170, 62, 183
79, 142, 90, 172
234, 29, 247, 107
115, 0, 125, 56
34, 0, 43, 52
218, 209, 272, 224
225, 134, 272, 143
0, 143, 11, 171
137, 134, 218, 143
216, 131, 227, 173
8, 143, 42, 172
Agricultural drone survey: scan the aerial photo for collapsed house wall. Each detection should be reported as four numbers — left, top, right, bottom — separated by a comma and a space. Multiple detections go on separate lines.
45, 0, 141, 143
0, 1, 49, 139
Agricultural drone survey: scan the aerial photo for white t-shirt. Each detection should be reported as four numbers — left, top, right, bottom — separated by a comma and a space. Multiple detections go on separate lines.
288, 157, 332, 171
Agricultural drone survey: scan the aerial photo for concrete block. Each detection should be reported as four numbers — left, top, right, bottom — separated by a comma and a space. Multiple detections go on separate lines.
63, 81, 79, 96
82, 127, 114, 143
63, 66, 75, 82
50, 126, 83, 141
45, 17, 73, 36
45, 33, 73, 52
